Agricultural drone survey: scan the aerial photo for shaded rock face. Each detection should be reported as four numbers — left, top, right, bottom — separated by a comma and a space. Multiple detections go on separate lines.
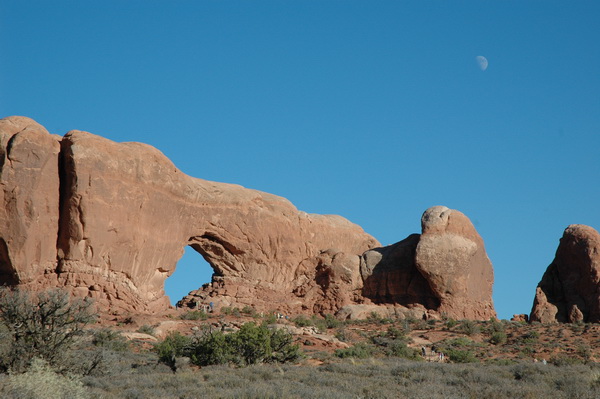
0, 116, 379, 313
359, 206, 496, 320
530, 225, 600, 323
361, 234, 439, 309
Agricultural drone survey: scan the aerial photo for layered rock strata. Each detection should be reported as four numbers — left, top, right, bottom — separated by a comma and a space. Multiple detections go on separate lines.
530, 224, 600, 323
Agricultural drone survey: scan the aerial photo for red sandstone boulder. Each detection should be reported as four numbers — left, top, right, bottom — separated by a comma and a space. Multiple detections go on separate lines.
357, 206, 496, 321
530, 224, 600, 323
415, 206, 496, 320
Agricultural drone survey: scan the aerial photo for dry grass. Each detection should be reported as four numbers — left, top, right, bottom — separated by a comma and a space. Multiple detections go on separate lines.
78, 358, 600, 399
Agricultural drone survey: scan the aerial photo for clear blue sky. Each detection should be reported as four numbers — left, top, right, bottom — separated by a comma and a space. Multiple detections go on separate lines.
1, 1, 599, 320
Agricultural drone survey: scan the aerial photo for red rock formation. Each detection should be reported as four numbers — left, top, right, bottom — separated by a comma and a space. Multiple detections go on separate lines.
415, 206, 496, 320
1, 116, 378, 313
357, 206, 496, 320
0, 117, 497, 319
530, 224, 600, 323
0, 117, 61, 285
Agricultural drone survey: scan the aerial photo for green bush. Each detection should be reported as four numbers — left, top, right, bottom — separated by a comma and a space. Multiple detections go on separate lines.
444, 318, 458, 329
137, 325, 155, 336
241, 306, 256, 316
92, 328, 129, 352
324, 314, 342, 329
459, 320, 481, 336
335, 343, 374, 359
292, 315, 312, 327
446, 349, 477, 363
334, 327, 349, 342
0, 288, 96, 373
489, 331, 507, 345
386, 340, 420, 360
154, 332, 192, 371
159, 322, 300, 368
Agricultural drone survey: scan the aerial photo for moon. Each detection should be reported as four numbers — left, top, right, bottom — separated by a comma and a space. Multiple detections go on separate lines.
476, 56, 488, 71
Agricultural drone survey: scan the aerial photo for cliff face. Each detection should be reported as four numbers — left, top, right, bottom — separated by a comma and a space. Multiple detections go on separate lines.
358, 206, 496, 320
1, 116, 496, 319
530, 224, 600, 323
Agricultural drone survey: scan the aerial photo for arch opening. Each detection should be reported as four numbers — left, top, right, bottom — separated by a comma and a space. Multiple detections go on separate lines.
164, 245, 215, 305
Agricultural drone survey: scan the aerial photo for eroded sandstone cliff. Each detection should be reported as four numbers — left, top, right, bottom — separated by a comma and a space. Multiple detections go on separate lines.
1, 116, 496, 319
530, 224, 600, 323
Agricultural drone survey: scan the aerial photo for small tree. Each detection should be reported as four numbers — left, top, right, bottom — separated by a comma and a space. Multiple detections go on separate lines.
158, 322, 301, 368
0, 288, 96, 373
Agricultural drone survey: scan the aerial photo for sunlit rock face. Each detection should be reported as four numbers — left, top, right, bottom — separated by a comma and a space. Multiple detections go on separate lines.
530, 224, 600, 323
0, 117, 61, 286
0, 116, 378, 313
0, 117, 496, 319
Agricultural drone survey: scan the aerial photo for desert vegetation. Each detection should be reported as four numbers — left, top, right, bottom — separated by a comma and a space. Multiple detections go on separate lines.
2, 289, 600, 398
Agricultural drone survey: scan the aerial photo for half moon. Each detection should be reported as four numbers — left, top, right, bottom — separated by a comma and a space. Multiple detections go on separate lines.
476, 56, 488, 71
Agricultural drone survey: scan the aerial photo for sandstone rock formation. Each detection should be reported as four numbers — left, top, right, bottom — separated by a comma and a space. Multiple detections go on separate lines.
0, 117, 61, 286
358, 206, 496, 320
1, 116, 496, 319
0, 116, 378, 313
530, 224, 600, 323
415, 206, 496, 319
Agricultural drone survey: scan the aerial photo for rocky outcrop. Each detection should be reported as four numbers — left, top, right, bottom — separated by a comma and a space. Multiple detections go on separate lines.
0, 116, 378, 313
415, 206, 496, 319
0, 117, 61, 286
530, 224, 600, 323
1, 116, 496, 319
358, 206, 496, 320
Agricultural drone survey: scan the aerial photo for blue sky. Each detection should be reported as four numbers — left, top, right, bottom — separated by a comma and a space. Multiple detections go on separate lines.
1, 1, 599, 320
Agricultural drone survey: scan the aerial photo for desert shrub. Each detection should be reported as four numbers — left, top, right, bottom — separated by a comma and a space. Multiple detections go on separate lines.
292, 315, 312, 327
444, 337, 474, 347
489, 331, 507, 345
137, 325, 155, 336
154, 332, 192, 371
550, 354, 583, 367
385, 325, 406, 339
1, 358, 87, 399
576, 342, 592, 362
335, 343, 374, 359
262, 313, 277, 324
179, 310, 207, 321
220, 307, 241, 317
310, 316, 328, 333
519, 330, 540, 345
446, 349, 477, 363
184, 322, 300, 367
220, 306, 232, 315
324, 314, 342, 329
387, 340, 420, 360
334, 327, 349, 342
92, 328, 129, 352
370, 331, 419, 360
241, 306, 256, 316
459, 320, 481, 336
0, 288, 96, 373
444, 318, 458, 329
